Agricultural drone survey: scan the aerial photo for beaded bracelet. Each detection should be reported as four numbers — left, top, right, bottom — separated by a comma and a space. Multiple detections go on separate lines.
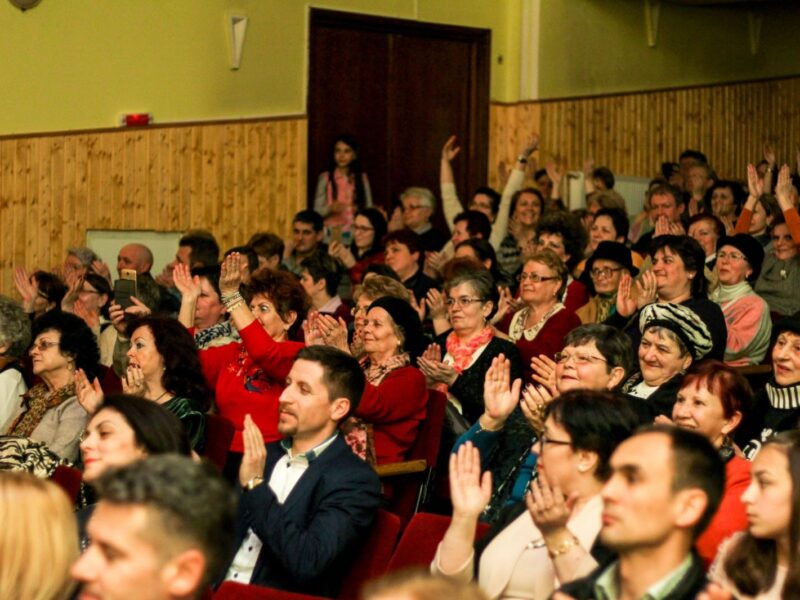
221, 291, 244, 310
547, 535, 580, 558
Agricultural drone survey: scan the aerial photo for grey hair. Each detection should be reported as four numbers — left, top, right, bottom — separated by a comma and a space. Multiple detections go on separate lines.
0, 296, 31, 359
401, 187, 436, 211
66, 246, 100, 267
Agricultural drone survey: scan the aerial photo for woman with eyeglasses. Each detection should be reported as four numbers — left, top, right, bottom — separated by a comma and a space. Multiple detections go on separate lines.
433, 390, 639, 599
328, 207, 387, 289
711, 234, 772, 365
4, 310, 99, 462
502, 250, 581, 384
418, 269, 522, 427
576, 241, 639, 324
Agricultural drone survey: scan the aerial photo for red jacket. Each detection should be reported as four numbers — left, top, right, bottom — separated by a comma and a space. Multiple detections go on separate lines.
695, 455, 751, 568
355, 366, 427, 464
511, 310, 582, 384
197, 321, 303, 453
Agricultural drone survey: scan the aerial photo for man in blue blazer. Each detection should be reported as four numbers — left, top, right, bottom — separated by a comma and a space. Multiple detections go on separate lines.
223, 345, 381, 598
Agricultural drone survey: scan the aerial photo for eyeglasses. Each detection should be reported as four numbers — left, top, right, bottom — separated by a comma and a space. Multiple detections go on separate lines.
402, 204, 429, 212
350, 305, 369, 317
554, 351, 608, 366
540, 432, 571, 447
79, 288, 102, 295
717, 251, 746, 262
445, 297, 486, 309
352, 225, 374, 232
29, 340, 60, 354
517, 273, 559, 283
590, 267, 624, 279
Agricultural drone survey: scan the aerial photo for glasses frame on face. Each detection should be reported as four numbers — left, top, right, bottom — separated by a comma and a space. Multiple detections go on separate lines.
352, 224, 374, 233
540, 431, 572, 447
590, 266, 624, 279
29, 340, 60, 354
554, 351, 608, 366
716, 251, 746, 262
517, 273, 559, 283
445, 297, 486, 309
402, 204, 429, 212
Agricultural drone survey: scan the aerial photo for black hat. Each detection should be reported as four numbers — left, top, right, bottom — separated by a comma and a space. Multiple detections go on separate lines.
774, 314, 800, 338
716, 234, 764, 282
585, 241, 639, 279
367, 296, 426, 361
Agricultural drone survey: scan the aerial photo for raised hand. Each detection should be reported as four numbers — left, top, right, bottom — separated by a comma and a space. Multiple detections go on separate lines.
441, 135, 461, 162
387, 206, 404, 232
317, 314, 350, 353
219, 252, 243, 296
525, 468, 578, 536
616, 272, 637, 318
720, 215, 735, 236
521, 135, 540, 158
328, 241, 356, 269
121, 365, 147, 397
61, 275, 83, 312
73, 298, 100, 329
417, 353, 458, 387
425, 288, 447, 320
424, 251, 446, 279
490, 286, 514, 326
530, 354, 558, 394
13, 266, 38, 312
173, 263, 201, 299
239, 414, 267, 487
449, 442, 492, 520
75, 368, 104, 414
545, 159, 563, 189
747, 163, 764, 199
775, 164, 794, 208
91, 260, 112, 284
302, 311, 325, 347
408, 293, 427, 323
154, 260, 176, 288
482, 354, 522, 429
520, 383, 553, 434
634, 270, 658, 309
763, 142, 776, 167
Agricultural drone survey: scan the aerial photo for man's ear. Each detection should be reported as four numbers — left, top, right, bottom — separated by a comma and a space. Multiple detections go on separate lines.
163, 549, 206, 598
330, 397, 351, 422
672, 488, 709, 532
314, 231, 324, 243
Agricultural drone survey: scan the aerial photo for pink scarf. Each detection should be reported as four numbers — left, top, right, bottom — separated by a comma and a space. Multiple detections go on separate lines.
435, 326, 494, 395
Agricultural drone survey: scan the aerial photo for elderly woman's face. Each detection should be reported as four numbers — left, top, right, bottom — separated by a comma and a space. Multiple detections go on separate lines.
638, 328, 691, 387
519, 260, 561, 307
249, 293, 292, 341
532, 416, 582, 491
29, 330, 71, 378
772, 331, 800, 386
673, 378, 737, 447
446, 282, 491, 336
589, 259, 624, 295
711, 186, 736, 218
716, 244, 752, 286
556, 341, 619, 394
80, 408, 146, 483
362, 307, 401, 359
688, 219, 719, 259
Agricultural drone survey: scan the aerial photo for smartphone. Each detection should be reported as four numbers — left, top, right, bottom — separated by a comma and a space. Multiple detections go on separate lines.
330, 225, 343, 245
114, 270, 138, 309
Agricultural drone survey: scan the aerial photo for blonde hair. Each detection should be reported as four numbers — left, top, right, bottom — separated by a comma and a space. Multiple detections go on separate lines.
0, 472, 78, 600
354, 274, 410, 304
523, 249, 569, 299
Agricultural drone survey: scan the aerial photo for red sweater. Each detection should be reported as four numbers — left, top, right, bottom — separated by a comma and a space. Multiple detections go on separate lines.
355, 366, 428, 464
196, 321, 303, 453
695, 455, 751, 569
513, 309, 581, 384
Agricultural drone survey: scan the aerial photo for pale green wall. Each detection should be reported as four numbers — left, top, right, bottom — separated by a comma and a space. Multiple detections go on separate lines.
536, 0, 800, 99
0, 0, 512, 135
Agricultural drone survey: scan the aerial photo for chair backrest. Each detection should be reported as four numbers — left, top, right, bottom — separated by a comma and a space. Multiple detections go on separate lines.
203, 414, 235, 472
337, 509, 401, 599
51, 464, 83, 505
408, 389, 447, 465
386, 512, 489, 573
213, 581, 317, 599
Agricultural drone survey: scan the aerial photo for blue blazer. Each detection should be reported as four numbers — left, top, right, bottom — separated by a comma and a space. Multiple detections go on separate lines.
229, 435, 381, 598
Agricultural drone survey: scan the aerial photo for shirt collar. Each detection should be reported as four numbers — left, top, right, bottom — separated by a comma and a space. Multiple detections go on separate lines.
593, 555, 693, 600
280, 432, 339, 463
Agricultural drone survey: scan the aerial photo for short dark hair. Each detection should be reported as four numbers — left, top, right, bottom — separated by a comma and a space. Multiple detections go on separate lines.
190, 265, 222, 299
650, 235, 707, 297
32, 310, 100, 380
472, 186, 501, 216
535, 212, 587, 270
593, 207, 629, 240
224, 246, 259, 276
126, 316, 212, 412
95, 455, 236, 587
546, 390, 639, 481
247, 232, 284, 261
97, 394, 191, 456
244, 269, 310, 337
564, 324, 633, 382
179, 232, 220, 267
687, 212, 725, 239
705, 180, 747, 216
383, 229, 424, 258
510, 187, 545, 220
679, 149, 708, 165
33, 271, 67, 307
443, 267, 499, 319
648, 182, 685, 206
454, 210, 492, 240
640, 425, 725, 540
293, 209, 324, 232
356, 208, 388, 256
296, 346, 365, 418
0, 295, 31, 359
301, 253, 345, 297
592, 167, 615, 190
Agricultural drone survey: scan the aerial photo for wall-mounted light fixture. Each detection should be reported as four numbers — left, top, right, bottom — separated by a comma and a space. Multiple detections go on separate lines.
8, 0, 42, 11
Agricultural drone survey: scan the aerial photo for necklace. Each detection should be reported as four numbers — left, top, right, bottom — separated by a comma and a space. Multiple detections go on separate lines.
151, 390, 170, 404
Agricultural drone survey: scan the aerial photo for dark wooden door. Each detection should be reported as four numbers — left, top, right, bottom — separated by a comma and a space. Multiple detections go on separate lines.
308, 9, 490, 224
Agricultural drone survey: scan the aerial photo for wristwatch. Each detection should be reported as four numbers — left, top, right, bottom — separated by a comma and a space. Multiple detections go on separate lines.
243, 476, 264, 491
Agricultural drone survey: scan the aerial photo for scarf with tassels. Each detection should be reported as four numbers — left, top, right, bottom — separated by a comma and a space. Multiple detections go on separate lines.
8, 383, 76, 438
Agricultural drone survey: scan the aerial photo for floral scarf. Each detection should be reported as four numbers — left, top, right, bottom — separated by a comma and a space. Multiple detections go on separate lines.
341, 353, 411, 465
8, 383, 75, 438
